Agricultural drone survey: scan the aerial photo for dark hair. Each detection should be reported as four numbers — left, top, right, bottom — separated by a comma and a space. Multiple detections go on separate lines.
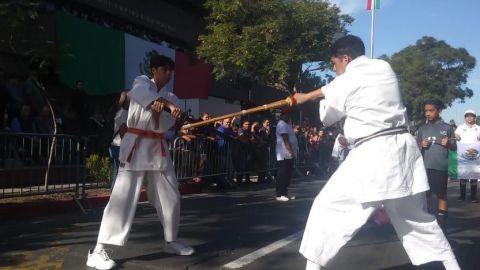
331, 35, 365, 60
150, 55, 175, 71
279, 111, 292, 122
423, 99, 445, 110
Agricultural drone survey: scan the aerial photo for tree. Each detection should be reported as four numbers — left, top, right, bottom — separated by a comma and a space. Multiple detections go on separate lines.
0, 1, 52, 54
1, 1, 58, 187
384, 36, 476, 122
290, 67, 324, 126
197, 0, 352, 91
0, 1, 56, 80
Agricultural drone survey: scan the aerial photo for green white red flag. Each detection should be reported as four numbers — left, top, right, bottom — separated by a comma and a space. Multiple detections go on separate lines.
367, 0, 380, 10
449, 142, 480, 179
56, 11, 210, 98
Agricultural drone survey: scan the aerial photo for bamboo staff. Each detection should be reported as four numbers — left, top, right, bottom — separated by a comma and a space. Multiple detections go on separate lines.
181, 96, 297, 130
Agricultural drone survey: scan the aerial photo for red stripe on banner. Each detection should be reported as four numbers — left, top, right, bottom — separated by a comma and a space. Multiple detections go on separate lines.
173, 51, 211, 99
367, 0, 372, 10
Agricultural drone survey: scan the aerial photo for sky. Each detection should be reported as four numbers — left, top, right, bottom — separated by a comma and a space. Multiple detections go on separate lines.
327, 0, 480, 125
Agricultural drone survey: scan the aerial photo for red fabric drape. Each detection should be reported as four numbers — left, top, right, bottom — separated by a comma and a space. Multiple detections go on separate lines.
173, 51, 211, 99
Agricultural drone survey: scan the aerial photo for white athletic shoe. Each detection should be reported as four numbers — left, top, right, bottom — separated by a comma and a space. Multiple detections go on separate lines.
86, 249, 116, 270
165, 241, 195, 256
276, 196, 290, 202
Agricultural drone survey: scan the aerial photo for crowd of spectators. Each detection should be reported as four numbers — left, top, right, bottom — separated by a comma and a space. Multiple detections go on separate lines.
1, 64, 342, 188
177, 112, 343, 190
0, 65, 118, 159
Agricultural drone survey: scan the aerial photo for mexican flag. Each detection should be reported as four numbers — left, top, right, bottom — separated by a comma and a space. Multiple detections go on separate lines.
448, 142, 480, 179
367, 0, 380, 10
56, 11, 210, 98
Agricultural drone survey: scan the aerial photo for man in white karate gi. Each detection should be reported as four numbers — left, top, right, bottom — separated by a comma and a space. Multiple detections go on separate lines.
87, 55, 194, 270
293, 35, 460, 270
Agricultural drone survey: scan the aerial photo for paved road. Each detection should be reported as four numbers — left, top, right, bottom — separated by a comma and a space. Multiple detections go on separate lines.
0, 178, 478, 270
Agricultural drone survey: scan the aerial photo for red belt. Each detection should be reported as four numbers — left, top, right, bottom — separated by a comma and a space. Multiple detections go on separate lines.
125, 128, 167, 163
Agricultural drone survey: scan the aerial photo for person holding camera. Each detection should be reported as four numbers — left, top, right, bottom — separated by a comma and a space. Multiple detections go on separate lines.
455, 109, 480, 203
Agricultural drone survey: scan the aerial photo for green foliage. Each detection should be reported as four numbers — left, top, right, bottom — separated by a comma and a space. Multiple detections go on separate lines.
0, 1, 42, 27
197, 0, 352, 90
1, 0, 57, 77
86, 154, 112, 185
386, 36, 476, 122
296, 69, 324, 126
0, 1, 47, 52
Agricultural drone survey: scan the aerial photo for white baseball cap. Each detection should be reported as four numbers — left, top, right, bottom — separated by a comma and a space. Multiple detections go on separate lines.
464, 109, 476, 116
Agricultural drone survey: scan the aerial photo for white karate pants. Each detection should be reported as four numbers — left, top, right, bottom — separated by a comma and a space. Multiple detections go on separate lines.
300, 185, 456, 267
97, 169, 180, 246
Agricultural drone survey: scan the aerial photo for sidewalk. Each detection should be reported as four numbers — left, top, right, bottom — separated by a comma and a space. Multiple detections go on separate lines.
0, 180, 204, 220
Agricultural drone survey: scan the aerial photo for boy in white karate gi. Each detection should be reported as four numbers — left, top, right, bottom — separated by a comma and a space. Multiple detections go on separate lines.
87, 55, 194, 270
293, 35, 460, 270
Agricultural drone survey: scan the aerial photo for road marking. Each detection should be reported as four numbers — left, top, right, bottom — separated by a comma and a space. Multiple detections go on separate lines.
222, 230, 303, 269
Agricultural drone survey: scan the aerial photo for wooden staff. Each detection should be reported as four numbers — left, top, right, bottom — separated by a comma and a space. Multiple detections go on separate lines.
181, 96, 297, 130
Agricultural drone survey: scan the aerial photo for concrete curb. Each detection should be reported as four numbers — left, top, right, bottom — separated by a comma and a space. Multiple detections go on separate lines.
0, 181, 204, 220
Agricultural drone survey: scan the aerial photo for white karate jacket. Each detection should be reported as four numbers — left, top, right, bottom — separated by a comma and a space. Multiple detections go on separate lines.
119, 75, 178, 171
320, 56, 429, 202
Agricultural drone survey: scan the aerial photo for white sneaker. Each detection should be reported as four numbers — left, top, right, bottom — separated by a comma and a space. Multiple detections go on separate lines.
276, 196, 289, 202
165, 241, 195, 256
86, 249, 116, 270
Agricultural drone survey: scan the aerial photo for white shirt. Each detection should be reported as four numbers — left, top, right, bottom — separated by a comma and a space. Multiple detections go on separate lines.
331, 134, 352, 162
455, 123, 480, 143
321, 56, 408, 141
111, 108, 129, 146
119, 75, 178, 171
275, 120, 299, 160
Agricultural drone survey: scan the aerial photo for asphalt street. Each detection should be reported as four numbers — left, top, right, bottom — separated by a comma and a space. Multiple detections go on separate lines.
0, 177, 478, 270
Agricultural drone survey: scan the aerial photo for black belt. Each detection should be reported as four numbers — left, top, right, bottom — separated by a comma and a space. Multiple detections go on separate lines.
354, 126, 409, 147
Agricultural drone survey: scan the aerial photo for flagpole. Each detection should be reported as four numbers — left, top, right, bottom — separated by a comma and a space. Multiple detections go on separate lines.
370, 5, 375, 58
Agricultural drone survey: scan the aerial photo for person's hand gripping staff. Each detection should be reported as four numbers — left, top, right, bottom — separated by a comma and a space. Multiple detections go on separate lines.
151, 97, 182, 129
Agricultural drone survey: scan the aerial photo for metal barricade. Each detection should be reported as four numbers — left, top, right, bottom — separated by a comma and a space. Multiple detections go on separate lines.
171, 135, 311, 183
170, 136, 286, 184
172, 136, 233, 181
0, 131, 315, 202
0, 132, 82, 199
